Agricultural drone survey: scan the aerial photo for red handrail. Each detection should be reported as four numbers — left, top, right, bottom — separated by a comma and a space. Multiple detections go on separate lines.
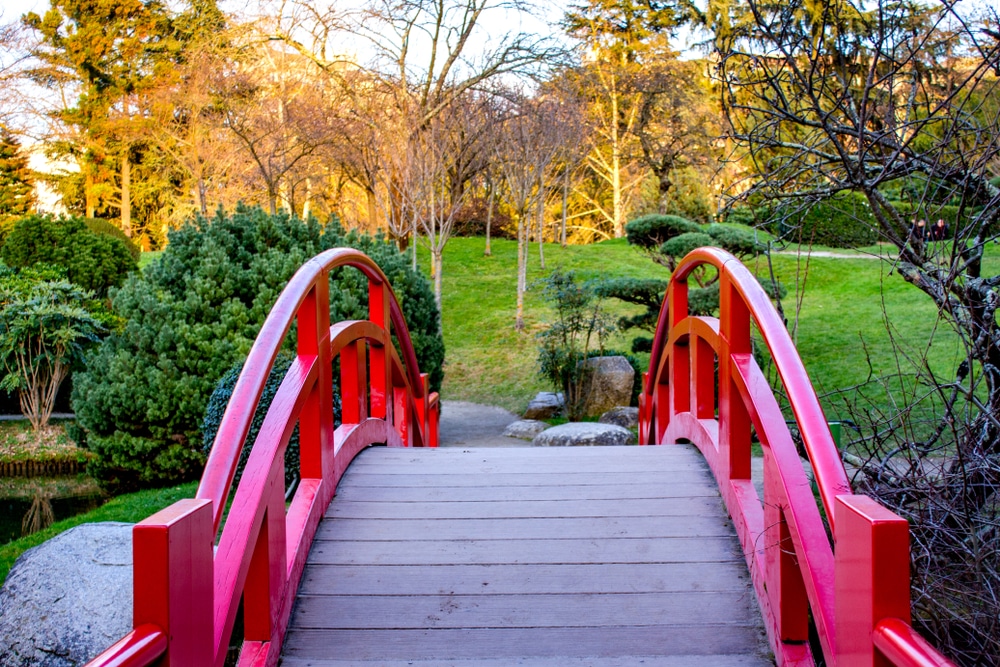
638, 247, 955, 667
85, 248, 439, 667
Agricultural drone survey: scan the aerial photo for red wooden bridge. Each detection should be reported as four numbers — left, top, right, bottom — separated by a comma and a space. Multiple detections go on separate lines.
87, 248, 955, 667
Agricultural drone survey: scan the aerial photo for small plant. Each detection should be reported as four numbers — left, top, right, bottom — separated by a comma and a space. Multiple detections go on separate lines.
0, 265, 104, 431
536, 270, 615, 421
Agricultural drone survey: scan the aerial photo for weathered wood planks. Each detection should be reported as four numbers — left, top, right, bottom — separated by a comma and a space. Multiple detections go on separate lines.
281, 445, 772, 666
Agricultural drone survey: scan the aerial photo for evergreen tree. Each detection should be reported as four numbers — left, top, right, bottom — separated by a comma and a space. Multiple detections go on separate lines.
0, 129, 34, 219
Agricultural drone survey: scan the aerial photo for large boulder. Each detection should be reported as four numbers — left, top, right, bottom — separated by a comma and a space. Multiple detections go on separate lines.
523, 392, 564, 420
0, 522, 133, 667
599, 406, 640, 429
502, 419, 549, 440
577, 356, 635, 418
532, 422, 636, 447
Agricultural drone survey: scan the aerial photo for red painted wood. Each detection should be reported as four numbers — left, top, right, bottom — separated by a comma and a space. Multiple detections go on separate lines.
87, 249, 439, 667
132, 499, 214, 666
82, 625, 167, 667
873, 619, 957, 667
640, 248, 953, 667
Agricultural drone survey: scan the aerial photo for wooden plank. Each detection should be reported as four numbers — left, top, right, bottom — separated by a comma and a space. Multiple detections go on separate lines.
350, 445, 702, 461
313, 515, 736, 541
290, 591, 760, 629
331, 482, 720, 502
326, 496, 725, 519
282, 445, 768, 664
336, 471, 712, 488
281, 656, 773, 667
297, 562, 753, 596
306, 536, 744, 565
281, 626, 767, 661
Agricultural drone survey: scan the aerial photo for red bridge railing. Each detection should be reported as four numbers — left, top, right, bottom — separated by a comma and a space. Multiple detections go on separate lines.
86, 248, 439, 667
638, 248, 955, 667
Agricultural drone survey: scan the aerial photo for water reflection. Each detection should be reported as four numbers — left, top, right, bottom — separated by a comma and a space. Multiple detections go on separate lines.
0, 476, 106, 543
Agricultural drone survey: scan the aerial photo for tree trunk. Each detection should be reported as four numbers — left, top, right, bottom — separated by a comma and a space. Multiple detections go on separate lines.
197, 177, 208, 216
561, 167, 569, 247
514, 211, 528, 331
432, 247, 443, 309
85, 166, 97, 219
656, 169, 672, 214
484, 181, 494, 257
302, 178, 312, 220
121, 153, 132, 238
366, 187, 378, 230
611, 89, 624, 238
411, 215, 418, 271
536, 188, 546, 270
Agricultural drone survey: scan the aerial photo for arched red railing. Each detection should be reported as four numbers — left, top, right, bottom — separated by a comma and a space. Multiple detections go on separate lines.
638, 247, 955, 667
86, 248, 439, 667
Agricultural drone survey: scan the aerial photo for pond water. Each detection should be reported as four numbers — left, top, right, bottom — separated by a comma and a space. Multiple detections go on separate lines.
0, 475, 106, 544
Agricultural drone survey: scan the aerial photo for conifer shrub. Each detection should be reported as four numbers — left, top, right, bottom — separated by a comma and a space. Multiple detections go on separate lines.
776, 192, 878, 248
73, 206, 444, 492
625, 214, 701, 249
0, 215, 137, 297
83, 218, 141, 260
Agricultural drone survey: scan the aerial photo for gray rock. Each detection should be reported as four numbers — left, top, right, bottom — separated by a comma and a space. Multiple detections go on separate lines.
532, 422, 636, 447
598, 406, 640, 429
523, 392, 564, 420
0, 522, 133, 667
577, 356, 635, 418
502, 419, 549, 440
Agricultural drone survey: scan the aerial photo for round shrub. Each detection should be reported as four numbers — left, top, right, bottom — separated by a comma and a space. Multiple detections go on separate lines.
83, 218, 141, 260
625, 214, 701, 249
777, 193, 878, 248
0, 214, 137, 297
73, 205, 444, 492
200, 351, 344, 492
705, 224, 767, 255
660, 232, 717, 258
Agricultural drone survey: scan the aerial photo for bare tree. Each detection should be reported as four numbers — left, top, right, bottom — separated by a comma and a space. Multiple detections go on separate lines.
713, 0, 1000, 660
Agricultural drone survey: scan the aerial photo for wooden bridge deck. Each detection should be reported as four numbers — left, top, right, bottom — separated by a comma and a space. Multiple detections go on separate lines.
281, 445, 771, 666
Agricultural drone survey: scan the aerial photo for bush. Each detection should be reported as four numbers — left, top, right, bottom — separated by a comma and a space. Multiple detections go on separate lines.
73, 205, 444, 492
536, 270, 615, 420
0, 215, 138, 297
83, 218, 141, 260
200, 351, 343, 492
625, 214, 701, 249
660, 231, 717, 258
0, 268, 104, 430
775, 193, 878, 248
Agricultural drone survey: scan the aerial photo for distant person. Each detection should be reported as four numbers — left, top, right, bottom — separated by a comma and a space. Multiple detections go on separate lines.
910, 218, 928, 245
931, 218, 948, 241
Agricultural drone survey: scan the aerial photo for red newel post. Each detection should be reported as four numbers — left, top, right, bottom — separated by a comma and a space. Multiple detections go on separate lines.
719, 272, 752, 482
133, 498, 213, 666
835, 494, 912, 667
297, 280, 334, 481
368, 280, 391, 422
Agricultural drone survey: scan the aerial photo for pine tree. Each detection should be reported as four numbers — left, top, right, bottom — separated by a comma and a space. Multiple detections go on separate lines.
0, 129, 34, 219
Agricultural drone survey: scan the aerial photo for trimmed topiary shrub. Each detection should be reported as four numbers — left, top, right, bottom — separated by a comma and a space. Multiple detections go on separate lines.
83, 218, 141, 260
0, 214, 138, 297
625, 214, 701, 250
73, 205, 444, 493
776, 193, 878, 248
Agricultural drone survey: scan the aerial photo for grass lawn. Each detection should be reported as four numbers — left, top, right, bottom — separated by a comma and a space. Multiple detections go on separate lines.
425, 237, 668, 412
423, 236, 977, 432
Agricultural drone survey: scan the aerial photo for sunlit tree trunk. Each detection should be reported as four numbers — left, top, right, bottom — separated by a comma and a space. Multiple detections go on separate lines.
121, 153, 131, 238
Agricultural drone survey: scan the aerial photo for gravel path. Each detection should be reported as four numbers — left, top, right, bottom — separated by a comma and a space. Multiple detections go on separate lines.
438, 400, 530, 447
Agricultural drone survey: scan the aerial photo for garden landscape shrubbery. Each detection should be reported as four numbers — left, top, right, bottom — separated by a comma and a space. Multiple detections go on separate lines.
72, 206, 444, 493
